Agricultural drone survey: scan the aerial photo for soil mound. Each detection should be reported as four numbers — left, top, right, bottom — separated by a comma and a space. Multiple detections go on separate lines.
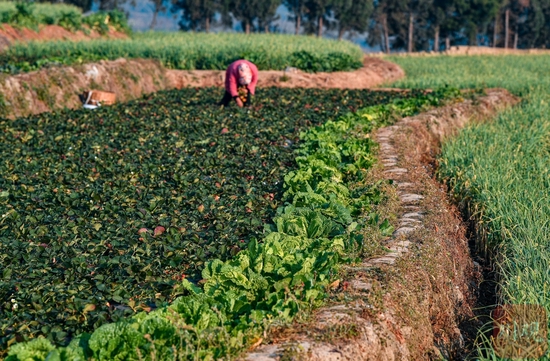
0, 24, 127, 50
0, 58, 168, 119
0, 56, 404, 119
166, 56, 404, 90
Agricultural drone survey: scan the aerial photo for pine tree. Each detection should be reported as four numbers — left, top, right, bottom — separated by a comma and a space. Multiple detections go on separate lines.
283, 0, 306, 34
257, 0, 281, 33
514, 0, 550, 48
456, 0, 501, 45
303, 0, 332, 37
490, 0, 518, 47
331, 0, 373, 40
149, 0, 167, 29
226, 0, 259, 33
173, 0, 220, 32
407, 0, 433, 52
429, 0, 463, 51
368, 0, 393, 52
368, 0, 431, 52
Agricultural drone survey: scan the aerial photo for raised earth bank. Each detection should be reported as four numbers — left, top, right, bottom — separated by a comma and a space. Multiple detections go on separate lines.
0, 24, 127, 50
246, 89, 518, 361
0, 56, 403, 119
165, 56, 404, 90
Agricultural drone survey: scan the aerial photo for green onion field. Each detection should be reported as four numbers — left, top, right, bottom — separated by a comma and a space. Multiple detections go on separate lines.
0, 32, 363, 74
389, 54, 550, 360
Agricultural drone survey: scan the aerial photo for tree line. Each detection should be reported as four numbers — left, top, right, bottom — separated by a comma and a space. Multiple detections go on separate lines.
46, 0, 550, 51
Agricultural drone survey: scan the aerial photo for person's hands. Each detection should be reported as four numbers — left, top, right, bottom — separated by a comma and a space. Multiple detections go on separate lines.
235, 97, 244, 107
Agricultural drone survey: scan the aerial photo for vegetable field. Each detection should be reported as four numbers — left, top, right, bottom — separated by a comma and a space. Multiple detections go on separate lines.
1, 87, 440, 357
439, 95, 550, 354
0, 32, 363, 74
389, 54, 550, 360
0, 2, 128, 34
0, 1, 82, 28
387, 54, 550, 95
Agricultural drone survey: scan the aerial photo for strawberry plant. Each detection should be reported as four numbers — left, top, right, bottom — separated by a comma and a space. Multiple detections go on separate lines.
4, 86, 460, 360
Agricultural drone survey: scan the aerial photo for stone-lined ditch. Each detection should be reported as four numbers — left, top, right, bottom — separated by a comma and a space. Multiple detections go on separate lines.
245, 89, 518, 360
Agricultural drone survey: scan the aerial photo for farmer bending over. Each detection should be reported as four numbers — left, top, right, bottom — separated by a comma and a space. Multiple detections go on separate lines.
219, 59, 258, 107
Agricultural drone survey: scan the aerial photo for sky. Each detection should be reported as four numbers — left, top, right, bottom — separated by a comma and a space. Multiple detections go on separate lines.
122, 0, 377, 51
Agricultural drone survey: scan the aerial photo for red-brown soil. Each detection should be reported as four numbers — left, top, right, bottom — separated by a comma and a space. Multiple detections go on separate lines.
0, 58, 168, 119
166, 56, 404, 90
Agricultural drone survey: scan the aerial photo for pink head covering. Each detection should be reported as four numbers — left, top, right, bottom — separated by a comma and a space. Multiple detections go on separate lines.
238, 63, 252, 85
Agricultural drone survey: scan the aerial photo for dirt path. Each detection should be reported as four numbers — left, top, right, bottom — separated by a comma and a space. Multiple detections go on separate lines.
374, 45, 550, 57
0, 56, 403, 119
244, 89, 518, 361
